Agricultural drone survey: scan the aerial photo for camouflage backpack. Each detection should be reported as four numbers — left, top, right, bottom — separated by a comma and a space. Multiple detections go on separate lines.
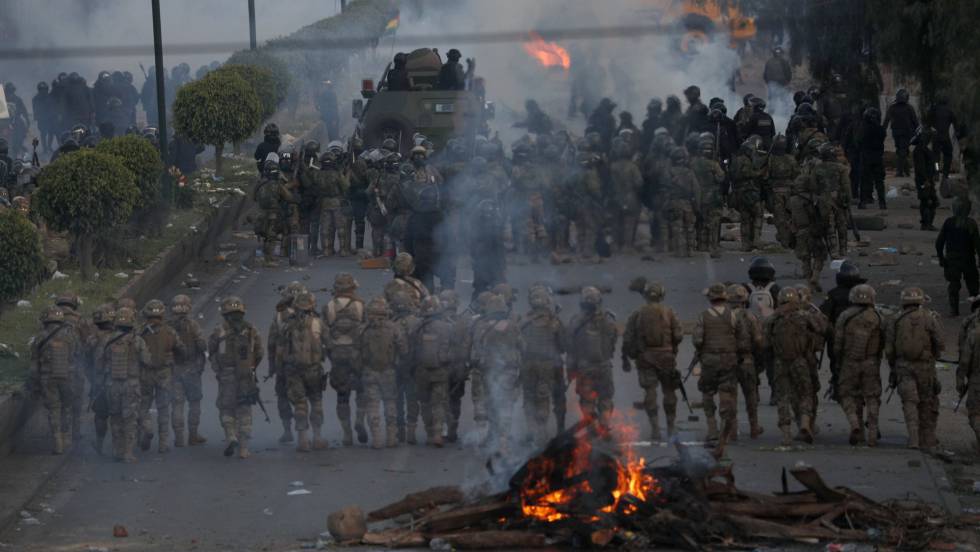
255, 178, 280, 210
282, 314, 324, 366
478, 318, 521, 369
325, 298, 363, 362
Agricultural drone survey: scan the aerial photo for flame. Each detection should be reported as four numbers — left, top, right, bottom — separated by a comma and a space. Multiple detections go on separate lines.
519, 416, 661, 523
522, 32, 571, 71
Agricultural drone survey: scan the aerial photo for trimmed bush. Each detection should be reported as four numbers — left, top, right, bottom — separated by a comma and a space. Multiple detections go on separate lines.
96, 134, 163, 210
0, 210, 44, 301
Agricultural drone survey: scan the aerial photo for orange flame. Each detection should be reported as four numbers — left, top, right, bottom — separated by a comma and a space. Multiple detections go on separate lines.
522, 32, 571, 71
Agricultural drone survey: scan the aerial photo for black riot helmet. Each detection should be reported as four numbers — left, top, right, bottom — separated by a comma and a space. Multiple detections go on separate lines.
447, 48, 462, 61
279, 151, 294, 173
264, 123, 280, 139
836, 260, 866, 286
748, 257, 775, 283
37, 81, 49, 92
896, 88, 910, 104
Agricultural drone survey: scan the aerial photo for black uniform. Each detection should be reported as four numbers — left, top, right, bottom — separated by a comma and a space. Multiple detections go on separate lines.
936, 209, 980, 315
913, 141, 939, 229
744, 110, 776, 148
856, 118, 886, 207
33, 87, 56, 152
253, 135, 281, 175
438, 60, 465, 91
819, 278, 863, 400
884, 101, 919, 177
4, 90, 30, 157
927, 102, 958, 179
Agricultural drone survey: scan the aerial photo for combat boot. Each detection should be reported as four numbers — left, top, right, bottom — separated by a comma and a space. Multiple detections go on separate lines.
665, 414, 677, 438
278, 420, 294, 444
355, 420, 368, 445
239, 439, 250, 459
906, 420, 920, 449
780, 425, 793, 446
386, 424, 398, 448
223, 439, 239, 457
139, 430, 154, 452
647, 412, 661, 442
705, 416, 719, 442
406, 424, 417, 445
447, 420, 459, 444
52, 432, 64, 455
799, 416, 814, 444
341, 422, 354, 447
174, 429, 185, 448
312, 426, 328, 450
189, 429, 207, 446
297, 430, 311, 452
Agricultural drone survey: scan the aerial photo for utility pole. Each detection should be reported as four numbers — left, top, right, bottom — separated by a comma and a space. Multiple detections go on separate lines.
151, 0, 169, 177
340, 0, 347, 12
248, 0, 257, 50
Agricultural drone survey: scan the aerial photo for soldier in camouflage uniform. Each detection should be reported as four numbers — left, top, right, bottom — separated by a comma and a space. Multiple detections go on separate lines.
568, 287, 619, 423
765, 287, 816, 445
690, 137, 726, 256
100, 308, 150, 462
643, 130, 675, 253
267, 282, 306, 444
572, 153, 604, 260
885, 287, 944, 450
767, 135, 800, 248
440, 290, 468, 443
208, 297, 263, 459
833, 284, 884, 446
693, 284, 745, 444
788, 158, 830, 291
55, 293, 91, 444
609, 137, 644, 252
253, 158, 296, 264
138, 300, 186, 453
731, 136, 767, 251
412, 296, 453, 447
623, 282, 684, 440
796, 285, 829, 433
384, 252, 430, 311
511, 142, 550, 261
462, 291, 495, 435
390, 290, 423, 444
316, 151, 351, 257
474, 295, 524, 447
519, 287, 567, 446
29, 307, 78, 454
324, 273, 367, 446
957, 302, 980, 454
813, 143, 851, 258
664, 147, 701, 257
280, 292, 328, 452
169, 295, 207, 447
727, 285, 764, 439
358, 297, 407, 448
87, 304, 116, 454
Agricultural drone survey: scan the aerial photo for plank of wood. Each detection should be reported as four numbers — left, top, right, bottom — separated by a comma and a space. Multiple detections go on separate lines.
418, 501, 517, 533
724, 514, 868, 542
367, 486, 464, 522
712, 501, 841, 519
361, 529, 427, 548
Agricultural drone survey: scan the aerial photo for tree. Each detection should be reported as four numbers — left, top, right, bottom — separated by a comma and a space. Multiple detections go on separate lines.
34, 150, 139, 280
215, 64, 281, 121
0, 210, 44, 302
224, 49, 291, 115
172, 71, 262, 175
95, 134, 163, 210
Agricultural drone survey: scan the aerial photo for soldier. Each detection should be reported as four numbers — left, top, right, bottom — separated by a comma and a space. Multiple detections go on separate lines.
689, 137, 726, 256
912, 126, 939, 231
957, 306, 980, 454
768, 135, 800, 248
138, 300, 186, 453
279, 292, 328, 452
384, 252, 430, 311
567, 287, 619, 423
87, 304, 116, 454
268, 282, 305, 443
100, 308, 150, 462
726, 285, 764, 439
797, 285, 830, 432
765, 287, 816, 445
692, 284, 744, 443
358, 297, 407, 448
820, 261, 867, 400
28, 307, 78, 454
440, 290, 468, 443
253, 157, 294, 264
609, 137, 644, 252
511, 142, 550, 261
324, 273, 367, 446
813, 143, 851, 258
55, 293, 91, 444
208, 297, 263, 459
789, 158, 830, 291
463, 291, 494, 435
519, 287, 567, 446
316, 151, 351, 256
169, 295, 207, 447
623, 282, 684, 440
664, 147, 700, 257
936, 197, 980, 316
411, 296, 453, 447
474, 295, 524, 447
346, 137, 370, 253
731, 136, 766, 251
642, 131, 674, 253
883, 89, 919, 178
833, 284, 883, 446
885, 287, 944, 450
856, 107, 887, 210
571, 152, 604, 260
390, 291, 423, 443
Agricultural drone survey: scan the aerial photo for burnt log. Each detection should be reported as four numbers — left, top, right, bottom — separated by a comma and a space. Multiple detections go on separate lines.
361, 529, 427, 548
724, 514, 869, 542
712, 501, 842, 519
418, 500, 517, 533
367, 486, 465, 521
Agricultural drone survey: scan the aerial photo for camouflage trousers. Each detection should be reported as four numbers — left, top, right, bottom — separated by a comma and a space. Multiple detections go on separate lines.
699, 353, 738, 432
140, 367, 173, 445
698, 207, 722, 253
330, 358, 365, 437
416, 366, 449, 442
524, 193, 550, 258
637, 350, 680, 438
573, 212, 597, 258
521, 360, 557, 446
286, 363, 324, 432
41, 377, 74, 438
737, 198, 763, 251
794, 229, 827, 287
319, 205, 350, 256
447, 366, 467, 437
362, 369, 397, 443
574, 363, 615, 421
396, 362, 419, 438
613, 207, 640, 252
665, 199, 695, 257
216, 373, 252, 441
736, 357, 761, 429
823, 203, 847, 258
896, 361, 939, 449
485, 363, 521, 445
275, 373, 293, 423
71, 368, 85, 438
258, 209, 282, 257
768, 190, 793, 248
774, 357, 814, 430
172, 365, 204, 436
108, 378, 140, 459
470, 367, 488, 423
837, 358, 881, 435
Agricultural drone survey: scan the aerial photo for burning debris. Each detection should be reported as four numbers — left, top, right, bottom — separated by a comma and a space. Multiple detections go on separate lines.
522, 31, 571, 72
344, 419, 980, 550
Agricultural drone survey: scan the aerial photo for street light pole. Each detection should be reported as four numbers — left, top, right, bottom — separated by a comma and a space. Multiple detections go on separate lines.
151, 0, 168, 166
248, 0, 257, 50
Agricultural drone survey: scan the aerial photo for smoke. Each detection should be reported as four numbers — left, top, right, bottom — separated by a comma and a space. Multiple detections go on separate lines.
2, 0, 340, 88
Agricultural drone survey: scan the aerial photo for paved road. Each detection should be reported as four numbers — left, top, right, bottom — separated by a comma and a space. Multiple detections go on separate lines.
0, 209, 969, 550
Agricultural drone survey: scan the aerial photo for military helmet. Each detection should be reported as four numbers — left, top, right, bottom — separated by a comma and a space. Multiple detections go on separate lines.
528, 288, 552, 309
41, 306, 65, 324
727, 284, 749, 304
367, 297, 389, 318
896, 88, 910, 103
393, 252, 415, 277
293, 292, 316, 311
171, 294, 192, 315
333, 272, 358, 293
863, 107, 881, 122
772, 134, 788, 155
438, 290, 459, 313
836, 260, 865, 285
953, 196, 973, 217
492, 283, 515, 305
705, 283, 728, 301
319, 151, 337, 166
683, 85, 701, 100
264, 123, 279, 137
475, 291, 495, 314
748, 257, 776, 282
115, 307, 136, 328
647, 98, 663, 112
796, 102, 816, 117
142, 299, 166, 318
795, 284, 812, 303
742, 93, 755, 106
750, 96, 767, 111
282, 281, 307, 299
55, 292, 80, 310
304, 141, 321, 157
848, 284, 876, 305
900, 287, 925, 306
485, 295, 508, 315
777, 287, 800, 306
580, 286, 603, 308
220, 296, 245, 315
381, 137, 398, 152
420, 296, 442, 317
116, 297, 137, 311
817, 141, 837, 161
643, 282, 666, 302
92, 303, 117, 325
447, 48, 462, 60
410, 145, 427, 159
669, 147, 689, 165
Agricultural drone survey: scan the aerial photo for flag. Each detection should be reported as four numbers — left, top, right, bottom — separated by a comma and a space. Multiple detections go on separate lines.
383, 12, 400, 36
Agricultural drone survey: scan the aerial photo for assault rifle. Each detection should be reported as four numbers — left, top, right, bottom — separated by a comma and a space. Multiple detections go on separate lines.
682, 353, 701, 384
242, 381, 271, 423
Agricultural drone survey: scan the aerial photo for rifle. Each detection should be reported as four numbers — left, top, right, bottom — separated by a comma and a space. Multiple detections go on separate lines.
955, 390, 967, 413
845, 204, 861, 242
138, 63, 148, 81
682, 353, 701, 384
677, 377, 696, 418
243, 382, 271, 423
884, 381, 897, 404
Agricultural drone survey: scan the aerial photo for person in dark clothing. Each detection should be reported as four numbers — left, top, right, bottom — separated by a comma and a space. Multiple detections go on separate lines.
913, 126, 939, 231
937, 197, 980, 316
855, 107, 887, 209
438, 49, 466, 91
839, 103, 863, 199
640, 98, 663, 154
819, 261, 867, 401
402, 147, 444, 292
682, 85, 709, 137
708, 106, 738, 164
743, 97, 776, 149
883, 89, 919, 177
386, 53, 411, 91
662, 95, 684, 145
140, 67, 166, 127
170, 133, 205, 176
118, 71, 140, 127
253, 123, 281, 175
587, 98, 617, 152
3, 83, 30, 157
32, 82, 56, 153
926, 96, 959, 180
469, 198, 507, 299
92, 71, 113, 125
763, 47, 792, 102
513, 99, 553, 135
733, 93, 754, 142
315, 81, 339, 142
